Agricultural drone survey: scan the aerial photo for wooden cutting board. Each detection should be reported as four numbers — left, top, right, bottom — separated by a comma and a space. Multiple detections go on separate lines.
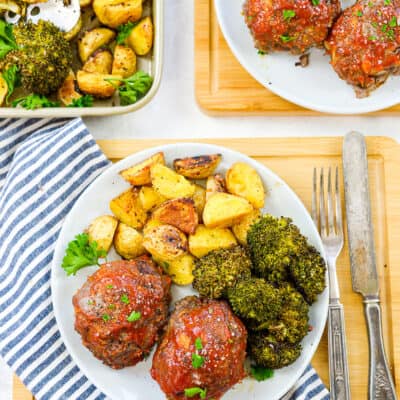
13, 137, 400, 399
194, 0, 400, 115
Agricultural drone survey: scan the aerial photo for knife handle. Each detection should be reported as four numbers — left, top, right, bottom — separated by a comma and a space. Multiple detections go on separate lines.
364, 299, 397, 400
328, 301, 351, 400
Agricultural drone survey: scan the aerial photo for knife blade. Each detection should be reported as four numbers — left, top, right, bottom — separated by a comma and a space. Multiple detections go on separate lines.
343, 131, 396, 400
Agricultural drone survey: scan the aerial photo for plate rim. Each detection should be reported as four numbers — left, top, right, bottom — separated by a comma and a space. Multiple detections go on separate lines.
213, 0, 400, 114
51, 142, 329, 400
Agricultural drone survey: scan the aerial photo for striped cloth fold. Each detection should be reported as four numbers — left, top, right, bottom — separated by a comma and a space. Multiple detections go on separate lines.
0, 118, 330, 400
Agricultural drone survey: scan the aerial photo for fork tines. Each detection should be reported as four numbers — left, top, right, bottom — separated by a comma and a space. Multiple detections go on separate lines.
312, 167, 343, 239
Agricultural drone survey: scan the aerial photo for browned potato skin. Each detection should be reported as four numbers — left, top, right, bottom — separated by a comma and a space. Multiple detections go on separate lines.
173, 154, 222, 179
114, 222, 145, 259
206, 174, 226, 201
78, 28, 116, 63
80, 0, 92, 7
58, 71, 81, 106
188, 225, 237, 258
112, 45, 137, 78
93, 0, 142, 28
87, 215, 118, 252
109, 187, 147, 229
83, 49, 113, 74
77, 71, 121, 99
127, 16, 154, 55
152, 198, 198, 235
64, 17, 82, 41
202, 192, 253, 228
232, 208, 261, 245
192, 184, 206, 221
143, 224, 188, 261
0, 76, 8, 106
120, 152, 165, 186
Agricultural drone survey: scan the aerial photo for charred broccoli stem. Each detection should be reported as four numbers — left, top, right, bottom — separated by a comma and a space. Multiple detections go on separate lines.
192, 245, 252, 299
289, 245, 326, 304
248, 332, 302, 369
4, 20, 72, 95
227, 278, 282, 327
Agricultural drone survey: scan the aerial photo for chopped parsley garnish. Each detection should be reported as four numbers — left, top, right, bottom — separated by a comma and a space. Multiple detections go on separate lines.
371, 21, 378, 28
191, 353, 205, 369
384, 0, 391, 5
108, 304, 116, 310
87, 299, 94, 305
105, 71, 153, 106
61, 233, 107, 276
184, 387, 207, 399
311, 0, 320, 5
67, 95, 93, 108
116, 21, 138, 44
0, 19, 18, 59
387, 29, 395, 39
127, 310, 141, 322
368, 1, 374, 6
102, 314, 110, 322
280, 35, 294, 43
257, 49, 266, 55
283, 9, 296, 20
106, 284, 113, 289
368, 35, 377, 40
250, 365, 274, 381
2, 65, 20, 103
12, 94, 60, 110
389, 16, 397, 27
121, 293, 130, 304
382, 24, 388, 32
195, 337, 203, 350
356, 10, 363, 16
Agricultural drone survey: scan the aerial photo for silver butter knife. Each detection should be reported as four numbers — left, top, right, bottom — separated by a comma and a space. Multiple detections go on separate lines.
343, 131, 397, 400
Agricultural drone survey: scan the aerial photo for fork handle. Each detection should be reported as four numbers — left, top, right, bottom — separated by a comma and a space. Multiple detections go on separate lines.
328, 301, 351, 400
364, 298, 397, 400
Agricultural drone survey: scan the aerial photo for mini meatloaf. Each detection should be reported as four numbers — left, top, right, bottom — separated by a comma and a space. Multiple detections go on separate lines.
151, 296, 247, 400
325, 0, 400, 97
243, 0, 341, 54
73, 256, 171, 369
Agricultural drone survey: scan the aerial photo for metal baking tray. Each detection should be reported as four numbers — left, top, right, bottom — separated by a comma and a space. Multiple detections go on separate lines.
0, 0, 163, 117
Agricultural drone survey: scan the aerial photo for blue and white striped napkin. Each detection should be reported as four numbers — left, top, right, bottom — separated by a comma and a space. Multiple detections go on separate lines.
0, 118, 330, 400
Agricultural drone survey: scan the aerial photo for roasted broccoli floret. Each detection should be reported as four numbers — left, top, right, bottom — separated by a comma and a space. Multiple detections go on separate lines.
227, 278, 282, 327
248, 332, 301, 369
247, 214, 326, 303
192, 245, 252, 299
266, 283, 309, 344
289, 245, 326, 304
4, 20, 73, 95
247, 215, 308, 282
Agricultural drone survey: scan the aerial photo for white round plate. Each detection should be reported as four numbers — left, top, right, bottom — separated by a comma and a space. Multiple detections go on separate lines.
214, 0, 400, 114
51, 143, 328, 400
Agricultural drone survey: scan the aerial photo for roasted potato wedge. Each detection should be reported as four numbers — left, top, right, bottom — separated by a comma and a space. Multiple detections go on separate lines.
80, 0, 92, 7
93, 0, 142, 28
87, 215, 118, 252
164, 254, 195, 285
143, 218, 163, 235
83, 49, 113, 74
120, 152, 165, 186
151, 164, 195, 199
152, 198, 198, 235
77, 71, 121, 98
232, 208, 261, 245
112, 44, 136, 78
143, 224, 188, 261
127, 16, 154, 55
206, 174, 226, 201
192, 184, 206, 220
139, 186, 166, 211
114, 222, 145, 259
203, 192, 253, 228
64, 17, 82, 41
0, 76, 8, 106
109, 187, 147, 229
226, 162, 265, 208
188, 225, 237, 258
58, 70, 81, 106
78, 28, 116, 63
173, 154, 221, 179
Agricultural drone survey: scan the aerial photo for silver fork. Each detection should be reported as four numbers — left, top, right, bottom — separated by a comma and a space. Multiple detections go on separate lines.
312, 167, 351, 400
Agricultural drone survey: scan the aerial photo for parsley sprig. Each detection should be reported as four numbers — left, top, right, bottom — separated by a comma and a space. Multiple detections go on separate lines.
12, 94, 60, 110
116, 21, 138, 44
67, 95, 94, 108
61, 233, 107, 276
2, 64, 20, 103
184, 387, 207, 399
105, 71, 153, 105
250, 365, 274, 381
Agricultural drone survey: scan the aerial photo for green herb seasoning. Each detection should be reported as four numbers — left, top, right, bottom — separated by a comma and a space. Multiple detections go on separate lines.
311, 0, 320, 6
191, 353, 205, 369
389, 16, 397, 27
106, 284, 113, 289
257, 49, 266, 55
384, 0, 391, 5
184, 387, 207, 399
280, 35, 294, 43
127, 311, 141, 322
282, 9, 296, 20
102, 314, 111, 322
250, 365, 274, 381
195, 337, 203, 350
356, 10, 363, 16
121, 293, 130, 304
